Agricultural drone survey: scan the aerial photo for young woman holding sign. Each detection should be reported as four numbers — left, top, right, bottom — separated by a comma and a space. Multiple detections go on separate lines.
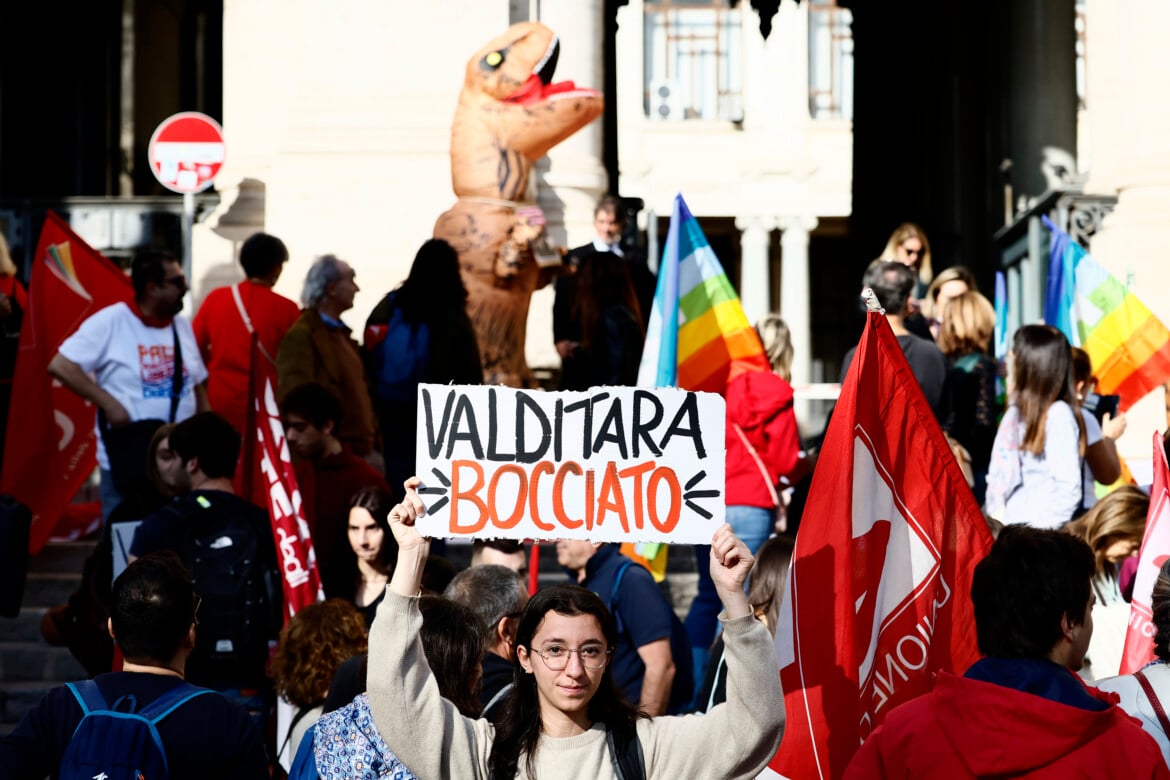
365, 477, 785, 779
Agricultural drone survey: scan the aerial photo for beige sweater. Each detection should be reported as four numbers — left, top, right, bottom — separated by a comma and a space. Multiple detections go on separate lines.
367, 590, 785, 779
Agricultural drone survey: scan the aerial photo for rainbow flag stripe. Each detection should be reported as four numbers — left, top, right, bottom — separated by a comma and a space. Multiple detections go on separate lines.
1045, 218, 1170, 411
638, 194, 769, 393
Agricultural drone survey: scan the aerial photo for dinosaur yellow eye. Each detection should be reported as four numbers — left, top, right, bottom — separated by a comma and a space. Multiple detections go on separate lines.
485, 51, 504, 68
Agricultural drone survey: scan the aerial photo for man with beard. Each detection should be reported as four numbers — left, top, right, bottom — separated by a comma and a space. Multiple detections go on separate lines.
49, 249, 209, 520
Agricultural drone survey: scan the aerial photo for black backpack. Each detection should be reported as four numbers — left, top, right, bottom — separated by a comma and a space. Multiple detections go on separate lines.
169, 494, 281, 685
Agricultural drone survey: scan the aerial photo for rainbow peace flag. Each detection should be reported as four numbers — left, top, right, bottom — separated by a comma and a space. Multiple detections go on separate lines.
637, 194, 769, 393
1043, 217, 1170, 411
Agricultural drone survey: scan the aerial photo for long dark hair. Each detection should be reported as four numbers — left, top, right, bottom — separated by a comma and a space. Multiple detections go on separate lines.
1011, 324, 1085, 455
395, 238, 469, 323
346, 486, 399, 585
489, 584, 641, 779
571, 252, 643, 351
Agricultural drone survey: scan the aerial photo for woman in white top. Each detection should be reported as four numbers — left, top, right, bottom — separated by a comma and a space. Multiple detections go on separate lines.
985, 324, 1086, 529
1096, 559, 1170, 764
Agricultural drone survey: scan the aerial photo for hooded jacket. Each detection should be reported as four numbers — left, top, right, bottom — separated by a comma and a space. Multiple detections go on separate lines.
845, 659, 1169, 779
724, 370, 800, 509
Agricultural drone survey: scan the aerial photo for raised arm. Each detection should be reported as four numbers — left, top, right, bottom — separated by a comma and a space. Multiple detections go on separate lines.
638, 524, 785, 778
366, 478, 492, 779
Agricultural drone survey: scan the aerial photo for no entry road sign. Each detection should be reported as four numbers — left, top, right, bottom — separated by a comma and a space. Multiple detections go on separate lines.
148, 112, 226, 194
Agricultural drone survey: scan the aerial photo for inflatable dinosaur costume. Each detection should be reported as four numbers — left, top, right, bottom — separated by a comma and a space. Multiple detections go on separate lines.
435, 22, 603, 387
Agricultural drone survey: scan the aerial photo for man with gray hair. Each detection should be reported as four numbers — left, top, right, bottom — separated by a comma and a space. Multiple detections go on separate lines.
444, 563, 529, 722
276, 254, 378, 457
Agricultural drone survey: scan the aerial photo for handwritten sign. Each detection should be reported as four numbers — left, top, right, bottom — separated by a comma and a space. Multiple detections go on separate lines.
414, 384, 725, 544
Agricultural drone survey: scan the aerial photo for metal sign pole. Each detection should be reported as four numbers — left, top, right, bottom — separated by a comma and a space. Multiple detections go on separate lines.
182, 192, 194, 313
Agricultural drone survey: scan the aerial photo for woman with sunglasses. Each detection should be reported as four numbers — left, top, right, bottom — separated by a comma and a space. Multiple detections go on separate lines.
365, 478, 785, 779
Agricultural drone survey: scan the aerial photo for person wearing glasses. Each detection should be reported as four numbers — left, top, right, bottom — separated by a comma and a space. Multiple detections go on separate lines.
49, 249, 210, 520
880, 222, 935, 341
364, 478, 785, 779
881, 222, 933, 298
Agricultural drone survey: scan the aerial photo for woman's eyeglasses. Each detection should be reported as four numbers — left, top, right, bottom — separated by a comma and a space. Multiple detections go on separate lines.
532, 643, 612, 671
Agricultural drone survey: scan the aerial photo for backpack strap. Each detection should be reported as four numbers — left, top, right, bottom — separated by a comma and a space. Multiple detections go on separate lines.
1135, 669, 1170, 739
609, 559, 635, 636
606, 720, 647, 780
483, 682, 514, 717
66, 680, 108, 717
137, 682, 213, 722
732, 422, 781, 507
278, 705, 316, 764
231, 283, 277, 366
169, 321, 183, 424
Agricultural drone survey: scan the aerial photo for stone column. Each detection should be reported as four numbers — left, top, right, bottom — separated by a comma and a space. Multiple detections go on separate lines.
530, 0, 608, 372
779, 215, 818, 424
736, 216, 775, 326
534, 0, 608, 247
1083, 0, 1170, 460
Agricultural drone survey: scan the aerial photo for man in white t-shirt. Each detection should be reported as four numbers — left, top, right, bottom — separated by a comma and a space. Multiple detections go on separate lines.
49, 250, 209, 519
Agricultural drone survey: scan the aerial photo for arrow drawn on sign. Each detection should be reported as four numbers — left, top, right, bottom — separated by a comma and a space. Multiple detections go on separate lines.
418, 468, 451, 514
683, 470, 720, 520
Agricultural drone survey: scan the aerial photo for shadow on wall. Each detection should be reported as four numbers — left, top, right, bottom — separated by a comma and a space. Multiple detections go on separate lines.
194, 178, 268, 310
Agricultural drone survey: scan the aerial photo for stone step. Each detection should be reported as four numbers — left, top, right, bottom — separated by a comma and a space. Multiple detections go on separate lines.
0, 608, 48, 643
0, 680, 58, 724
29, 540, 97, 575
20, 573, 80, 609
0, 642, 86, 683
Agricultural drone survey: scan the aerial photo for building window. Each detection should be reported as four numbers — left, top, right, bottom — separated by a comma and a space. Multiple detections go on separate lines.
644, 0, 743, 122
808, 0, 853, 120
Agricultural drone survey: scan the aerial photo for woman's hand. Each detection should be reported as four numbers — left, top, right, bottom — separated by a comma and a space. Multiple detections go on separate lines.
709, 523, 754, 620
389, 477, 429, 551
1103, 411, 1128, 441
388, 476, 430, 596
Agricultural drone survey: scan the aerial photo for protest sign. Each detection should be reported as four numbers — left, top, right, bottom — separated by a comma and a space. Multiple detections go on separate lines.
414, 384, 725, 543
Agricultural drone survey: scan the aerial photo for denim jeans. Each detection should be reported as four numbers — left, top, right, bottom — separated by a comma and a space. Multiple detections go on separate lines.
684, 505, 774, 702
99, 468, 125, 524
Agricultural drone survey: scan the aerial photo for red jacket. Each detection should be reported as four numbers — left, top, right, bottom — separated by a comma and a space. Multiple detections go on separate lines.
845, 670, 1169, 779
724, 371, 800, 508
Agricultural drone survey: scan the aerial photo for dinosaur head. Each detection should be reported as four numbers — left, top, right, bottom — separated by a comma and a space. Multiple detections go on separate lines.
453, 22, 603, 197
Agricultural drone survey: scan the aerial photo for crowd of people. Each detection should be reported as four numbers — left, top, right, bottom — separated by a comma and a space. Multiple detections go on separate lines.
3, 205, 1170, 778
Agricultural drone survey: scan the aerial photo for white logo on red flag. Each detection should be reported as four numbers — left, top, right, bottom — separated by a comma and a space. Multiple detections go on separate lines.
770, 311, 990, 780
1120, 431, 1170, 673
849, 430, 951, 735
252, 369, 322, 617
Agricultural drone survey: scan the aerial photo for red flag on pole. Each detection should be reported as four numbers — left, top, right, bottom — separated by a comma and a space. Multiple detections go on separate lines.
244, 337, 322, 619
1119, 432, 1170, 674
765, 311, 993, 780
1, 213, 133, 554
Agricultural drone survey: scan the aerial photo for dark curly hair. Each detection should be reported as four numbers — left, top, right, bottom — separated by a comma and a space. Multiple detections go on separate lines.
271, 599, 368, 708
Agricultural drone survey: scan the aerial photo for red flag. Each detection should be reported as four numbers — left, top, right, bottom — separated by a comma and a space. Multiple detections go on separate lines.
244, 337, 323, 619
1, 213, 133, 554
766, 311, 993, 779
1119, 432, 1170, 674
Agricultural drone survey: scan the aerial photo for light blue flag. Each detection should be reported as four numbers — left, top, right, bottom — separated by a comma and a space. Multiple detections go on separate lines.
994, 270, 1008, 361
637, 195, 684, 387
1042, 215, 1076, 342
